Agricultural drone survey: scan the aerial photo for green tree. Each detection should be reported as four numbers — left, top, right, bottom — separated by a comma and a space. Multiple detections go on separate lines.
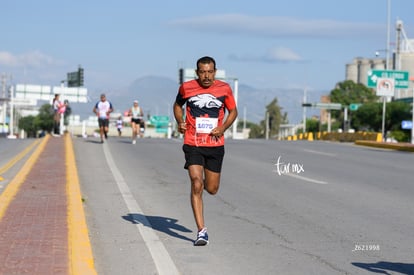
352, 102, 382, 131
35, 103, 55, 133
306, 118, 320, 133
329, 80, 379, 126
236, 120, 263, 138
260, 98, 288, 138
330, 80, 378, 106
352, 101, 411, 140
18, 115, 38, 137
248, 124, 263, 138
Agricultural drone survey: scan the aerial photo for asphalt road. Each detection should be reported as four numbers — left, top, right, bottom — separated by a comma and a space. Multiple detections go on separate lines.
71, 136, 414, 275
1, 136, 413, 274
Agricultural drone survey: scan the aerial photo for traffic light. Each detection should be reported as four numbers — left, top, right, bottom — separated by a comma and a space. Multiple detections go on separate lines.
179, 68, 184, 85
302, 103, 312, 107
78, 67, 84, 86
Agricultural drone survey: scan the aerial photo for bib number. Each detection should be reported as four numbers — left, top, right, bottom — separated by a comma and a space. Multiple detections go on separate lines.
196, 117, 218, 133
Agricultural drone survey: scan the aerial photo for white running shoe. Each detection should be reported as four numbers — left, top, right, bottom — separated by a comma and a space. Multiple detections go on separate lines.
194, 228, 209, 246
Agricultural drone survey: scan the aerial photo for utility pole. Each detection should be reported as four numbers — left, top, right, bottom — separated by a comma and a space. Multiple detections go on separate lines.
7, 86, 16, 139
381, 0, 391, 142
231, 78, 239, 139
265, 111, 269, 140
303, 87, 307, 132
1, 74, 7, 133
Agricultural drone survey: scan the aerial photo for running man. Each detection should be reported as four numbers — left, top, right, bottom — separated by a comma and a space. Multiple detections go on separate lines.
93, 93, 113, 143
173, 56, 238, 246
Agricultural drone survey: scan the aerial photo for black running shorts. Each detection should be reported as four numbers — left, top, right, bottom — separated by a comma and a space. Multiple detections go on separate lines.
131, 118, 142, 124
98, 118, 109, 128
182, 144, 225, 173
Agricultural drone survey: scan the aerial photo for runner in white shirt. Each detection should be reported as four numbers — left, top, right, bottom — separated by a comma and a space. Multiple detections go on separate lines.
92, 93, 113, 143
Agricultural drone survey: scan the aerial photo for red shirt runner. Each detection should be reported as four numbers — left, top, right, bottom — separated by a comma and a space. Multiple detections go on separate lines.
175, 79, 237, 147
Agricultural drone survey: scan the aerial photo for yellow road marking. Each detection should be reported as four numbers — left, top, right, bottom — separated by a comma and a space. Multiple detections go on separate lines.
0, 136, 49, 221
0, 139, 42, 180
65, 134, 97, 275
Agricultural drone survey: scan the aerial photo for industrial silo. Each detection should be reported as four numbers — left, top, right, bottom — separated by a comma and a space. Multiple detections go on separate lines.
358, 58, 372, 86
372, 58, 386, 70
399, 52, 414, 96
346, 61, 358, 83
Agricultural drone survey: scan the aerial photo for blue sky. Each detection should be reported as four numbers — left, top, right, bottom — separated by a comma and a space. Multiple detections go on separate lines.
1, 0, 413, 97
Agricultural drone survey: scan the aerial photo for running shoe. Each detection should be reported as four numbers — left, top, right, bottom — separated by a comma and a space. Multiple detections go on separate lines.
194, 228, 209, 246
132, 140, 136, 144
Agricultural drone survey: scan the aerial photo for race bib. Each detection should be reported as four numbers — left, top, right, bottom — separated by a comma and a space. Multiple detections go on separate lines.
196, 117, 218, 133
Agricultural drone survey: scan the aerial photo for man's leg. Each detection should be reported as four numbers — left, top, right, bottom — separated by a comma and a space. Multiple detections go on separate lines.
132, 123, 136, 139
100, 126, 104, 141
204, 169, 221, 195
104, 126, 109, 138
188, 165, 205, 231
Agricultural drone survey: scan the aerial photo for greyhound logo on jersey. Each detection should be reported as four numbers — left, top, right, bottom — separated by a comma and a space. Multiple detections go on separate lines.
189, 94, 222, 108
188, 94, 223, 118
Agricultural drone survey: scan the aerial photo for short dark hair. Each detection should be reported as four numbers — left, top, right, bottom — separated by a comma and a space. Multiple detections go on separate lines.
196, 56, 216, 70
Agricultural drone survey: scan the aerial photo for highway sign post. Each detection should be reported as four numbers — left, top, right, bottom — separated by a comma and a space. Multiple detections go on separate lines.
301, 102, 342, 132
301, 103, 342, 110
150, 115, 170, 133
367, 69, 409, 142
376, 78, 395, 96
314, 103, 342, 110
367, 70, 409, 89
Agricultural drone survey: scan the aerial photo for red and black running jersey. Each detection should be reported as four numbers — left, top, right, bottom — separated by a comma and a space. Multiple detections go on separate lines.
175, 79, 237, 147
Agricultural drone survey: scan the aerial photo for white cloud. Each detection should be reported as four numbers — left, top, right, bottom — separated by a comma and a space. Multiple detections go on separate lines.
169, 14, 382, 39
229, 46, 303, 63
264, 47, 302, 62
0, 50, 61, 68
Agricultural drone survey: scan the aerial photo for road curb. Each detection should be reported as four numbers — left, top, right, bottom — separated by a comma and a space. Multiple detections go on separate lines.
355, 140, 414, 152
65, 134, 97, 275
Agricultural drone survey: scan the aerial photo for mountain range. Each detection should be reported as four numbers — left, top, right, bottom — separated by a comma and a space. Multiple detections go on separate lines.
70, 76, 327, 125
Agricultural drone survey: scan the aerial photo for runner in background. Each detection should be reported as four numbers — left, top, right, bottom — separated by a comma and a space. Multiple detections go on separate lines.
92, 93, 113, 143
116, 116, 123, 137
128, 100, 144, 144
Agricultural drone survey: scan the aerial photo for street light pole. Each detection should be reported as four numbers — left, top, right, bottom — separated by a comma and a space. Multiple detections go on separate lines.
230, 78, 239, 139
303, 87, 307, 132
7, 86, 15, 139
386, 0, 391, 69
381, 0, 391, 142
412, 85, 414, 144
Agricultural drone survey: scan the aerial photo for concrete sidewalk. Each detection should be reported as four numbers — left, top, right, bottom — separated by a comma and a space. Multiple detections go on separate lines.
0, 134, 96, 275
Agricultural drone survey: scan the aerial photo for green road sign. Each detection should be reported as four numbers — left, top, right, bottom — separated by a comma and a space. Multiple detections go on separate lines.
150, 115, 169, 125
314, 103, 342, 110
349, 103, 361, 111
367, 70, 409, 89
150, 115, 170, 133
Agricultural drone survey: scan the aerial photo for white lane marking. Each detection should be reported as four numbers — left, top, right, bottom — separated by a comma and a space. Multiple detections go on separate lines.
284, 173, 328, 184
102, 143, 180, 275
303, 149, 337, 157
